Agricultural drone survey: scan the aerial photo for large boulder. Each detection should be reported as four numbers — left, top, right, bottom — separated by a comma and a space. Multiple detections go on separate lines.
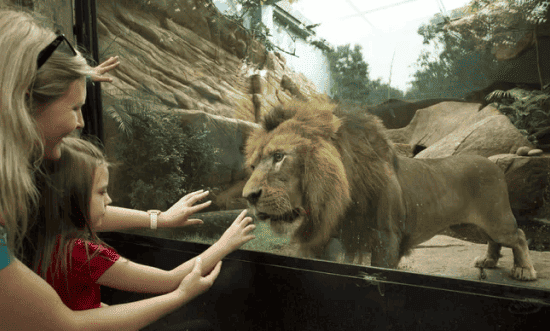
387, 101, 533, 158
369, 98, 466, 129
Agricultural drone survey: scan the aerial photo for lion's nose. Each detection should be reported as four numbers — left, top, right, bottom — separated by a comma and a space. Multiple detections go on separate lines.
244, 189, 262, 205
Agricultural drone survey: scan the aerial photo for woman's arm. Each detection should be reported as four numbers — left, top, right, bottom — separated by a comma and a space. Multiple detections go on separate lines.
95, 190, 211, 232
97, 210, 255, 293
0, 257, 219, 331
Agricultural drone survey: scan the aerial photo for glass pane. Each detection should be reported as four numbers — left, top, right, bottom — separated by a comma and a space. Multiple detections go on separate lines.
98, 0, 550, 291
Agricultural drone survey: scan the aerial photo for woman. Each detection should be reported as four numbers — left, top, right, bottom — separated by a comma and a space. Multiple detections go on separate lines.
0, 7, 248, 330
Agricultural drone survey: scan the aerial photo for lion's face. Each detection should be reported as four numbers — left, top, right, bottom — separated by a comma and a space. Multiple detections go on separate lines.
242, 101, 352, 240
242, 130, 306, 234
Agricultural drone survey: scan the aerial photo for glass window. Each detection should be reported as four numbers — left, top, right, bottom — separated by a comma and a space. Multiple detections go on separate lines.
97, 0, 550, 292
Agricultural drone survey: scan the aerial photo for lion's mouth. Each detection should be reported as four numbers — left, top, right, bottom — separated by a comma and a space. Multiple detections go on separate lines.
257, 208, 303, 223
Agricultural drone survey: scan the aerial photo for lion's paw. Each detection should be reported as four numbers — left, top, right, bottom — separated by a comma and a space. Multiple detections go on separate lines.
511, 266, 537, 281
474, 256, 498, 268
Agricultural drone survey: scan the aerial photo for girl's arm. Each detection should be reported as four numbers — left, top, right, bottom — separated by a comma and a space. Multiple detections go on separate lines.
97, 210, 255, 293
95, 190, 210, 232
0, 257, 219, 331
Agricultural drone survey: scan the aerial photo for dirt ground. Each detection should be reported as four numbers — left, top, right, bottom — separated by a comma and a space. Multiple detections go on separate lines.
399, 235, 550, 289
275, 235, 550, 290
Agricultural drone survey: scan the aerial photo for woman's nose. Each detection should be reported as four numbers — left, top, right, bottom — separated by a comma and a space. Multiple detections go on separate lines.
76, 109, 85, 130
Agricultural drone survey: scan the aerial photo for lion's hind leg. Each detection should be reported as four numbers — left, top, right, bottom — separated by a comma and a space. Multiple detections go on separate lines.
508, 228, 537, 281
477, 216, 537, 281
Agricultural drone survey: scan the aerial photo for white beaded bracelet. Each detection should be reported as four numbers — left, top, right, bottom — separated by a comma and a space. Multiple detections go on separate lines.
147, 210, 161, 230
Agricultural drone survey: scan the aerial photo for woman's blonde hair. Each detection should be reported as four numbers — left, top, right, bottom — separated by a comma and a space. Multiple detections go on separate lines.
0, 7, 93, 256
27, 137, 111, 281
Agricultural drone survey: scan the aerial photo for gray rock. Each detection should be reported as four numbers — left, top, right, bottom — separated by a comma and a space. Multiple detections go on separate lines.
517, 146, 531, 156
386, 102, 533, 158
528, 148, 544, 156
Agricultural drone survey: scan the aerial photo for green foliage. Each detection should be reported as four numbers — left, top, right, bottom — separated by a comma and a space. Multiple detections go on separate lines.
328, 44, 371, 103
453, 0, 549, 45
408, 0, 550, 100
105, 91, 216, 211
405, 21, 498, 100
487, 86, 550, 146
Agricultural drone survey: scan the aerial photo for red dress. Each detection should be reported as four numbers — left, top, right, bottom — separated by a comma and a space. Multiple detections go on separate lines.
40, 238, 120, 310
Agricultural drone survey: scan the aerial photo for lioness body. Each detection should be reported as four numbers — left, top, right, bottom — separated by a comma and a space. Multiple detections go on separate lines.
371, 155, 517, 266
243, 100, 536, 281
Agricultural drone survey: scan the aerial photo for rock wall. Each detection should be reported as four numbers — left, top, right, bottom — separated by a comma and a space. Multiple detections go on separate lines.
97, 0, 327, 121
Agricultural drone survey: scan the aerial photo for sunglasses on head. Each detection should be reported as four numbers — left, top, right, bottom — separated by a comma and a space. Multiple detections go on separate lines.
36, 34, 77, 70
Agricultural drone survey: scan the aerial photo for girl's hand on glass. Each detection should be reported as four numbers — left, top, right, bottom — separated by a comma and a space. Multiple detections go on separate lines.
218, 209, 256, 252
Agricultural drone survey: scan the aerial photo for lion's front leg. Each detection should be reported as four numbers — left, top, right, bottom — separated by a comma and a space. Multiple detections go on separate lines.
370, 230, 401, 268
474, 240, 501, 269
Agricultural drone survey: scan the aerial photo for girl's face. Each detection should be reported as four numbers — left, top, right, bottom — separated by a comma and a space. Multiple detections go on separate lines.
89, 164, 112, 229
34, 78, 86, 160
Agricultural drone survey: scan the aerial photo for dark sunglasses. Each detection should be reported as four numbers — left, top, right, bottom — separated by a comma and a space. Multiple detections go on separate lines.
36, 34, 77, 70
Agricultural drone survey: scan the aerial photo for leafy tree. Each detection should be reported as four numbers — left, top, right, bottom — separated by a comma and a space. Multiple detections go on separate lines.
405, 22, 498, 100
450, 0, 549, 50
328, 44, 371, 103
406, 0, 549, 101
486, 86, 550, 147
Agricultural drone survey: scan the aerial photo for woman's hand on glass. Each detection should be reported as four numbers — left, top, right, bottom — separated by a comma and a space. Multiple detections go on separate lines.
91, 56, 120, 83
161, 190, 212, 227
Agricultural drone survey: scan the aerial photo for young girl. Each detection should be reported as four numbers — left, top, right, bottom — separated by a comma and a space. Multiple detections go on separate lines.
28, 137, 256, 310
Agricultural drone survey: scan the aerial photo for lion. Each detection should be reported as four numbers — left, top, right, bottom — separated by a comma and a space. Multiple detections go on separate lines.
242, 100, 537, 281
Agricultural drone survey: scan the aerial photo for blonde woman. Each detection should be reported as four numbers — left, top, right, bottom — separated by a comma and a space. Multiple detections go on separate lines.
0, 7, 250, 330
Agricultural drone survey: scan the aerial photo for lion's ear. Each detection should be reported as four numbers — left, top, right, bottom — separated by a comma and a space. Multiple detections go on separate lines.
331, 115, 342, 135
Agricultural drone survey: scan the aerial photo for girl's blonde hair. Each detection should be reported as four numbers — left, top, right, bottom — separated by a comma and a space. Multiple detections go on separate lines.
0, 7, 93, 256
27, 137, 111, 281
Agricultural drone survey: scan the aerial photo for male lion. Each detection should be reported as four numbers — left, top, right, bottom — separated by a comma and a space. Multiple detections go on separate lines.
242, 100, 537, 281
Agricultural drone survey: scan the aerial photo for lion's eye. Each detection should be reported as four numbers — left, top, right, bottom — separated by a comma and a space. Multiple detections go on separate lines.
273, 152, 284, 163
